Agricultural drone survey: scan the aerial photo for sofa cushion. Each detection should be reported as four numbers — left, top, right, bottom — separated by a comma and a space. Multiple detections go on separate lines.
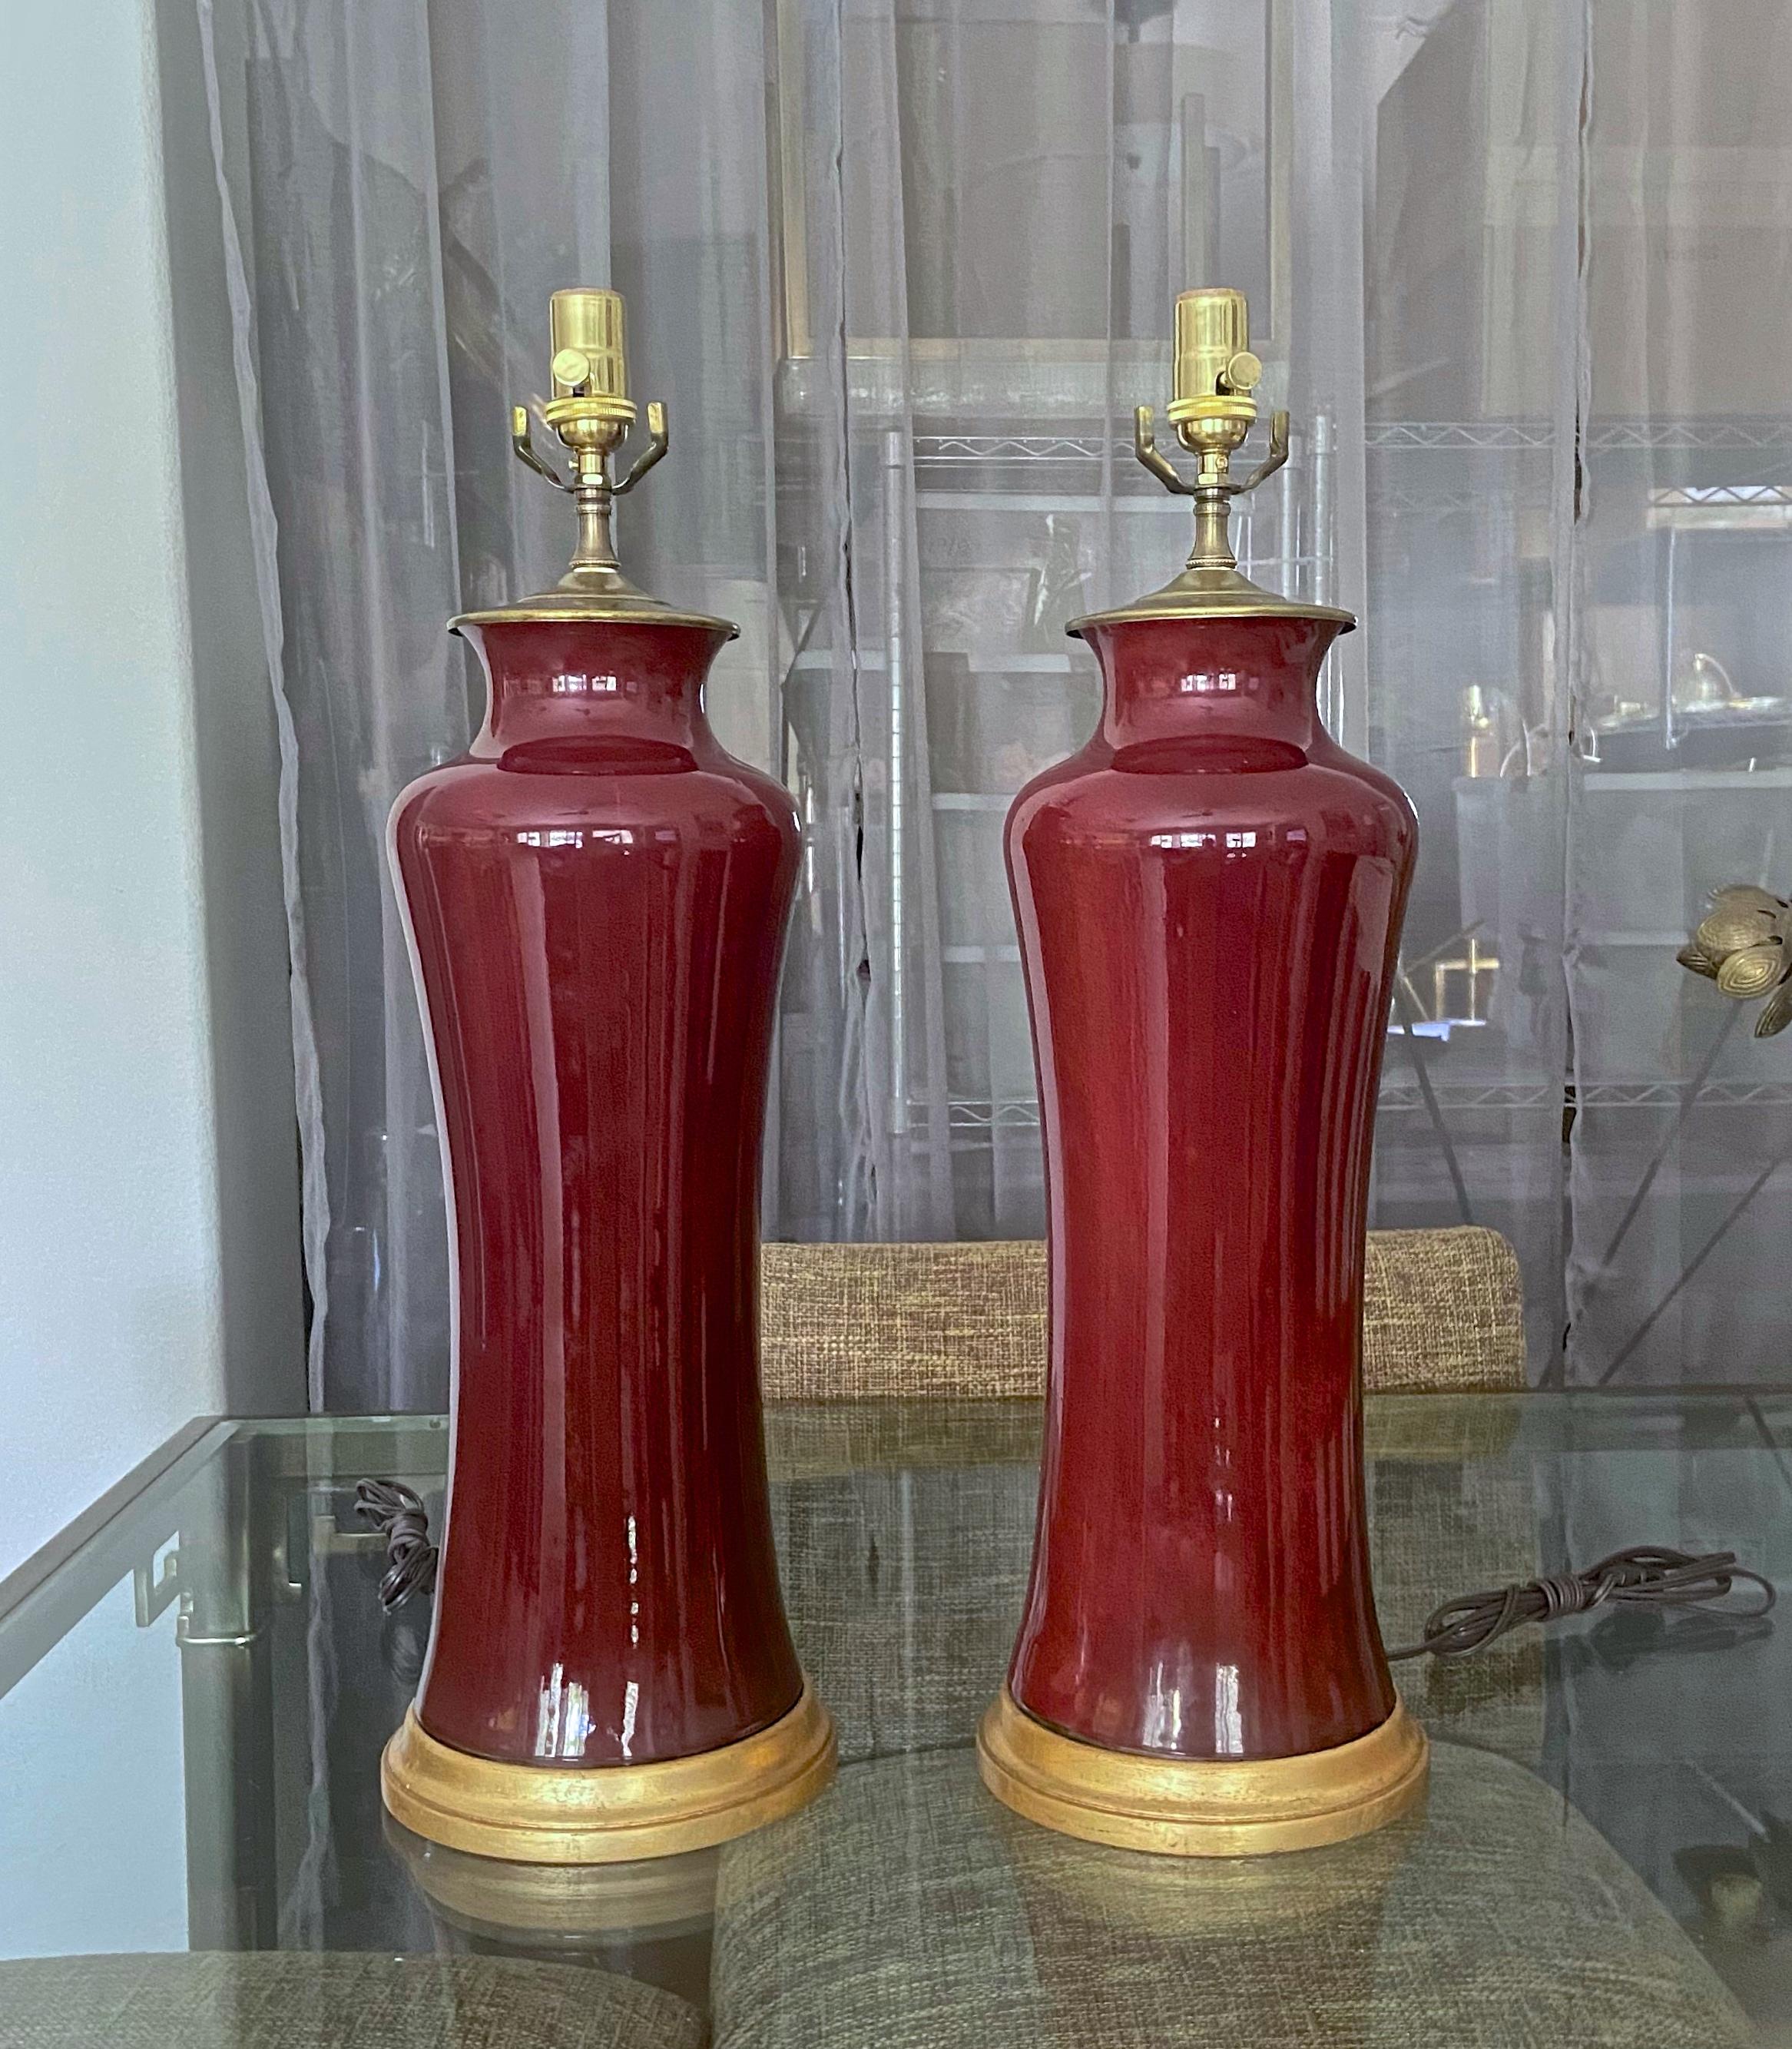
760, 1227, 1526, 1400
0, 1951, 704, 2049
712, 1742, 1747, 2047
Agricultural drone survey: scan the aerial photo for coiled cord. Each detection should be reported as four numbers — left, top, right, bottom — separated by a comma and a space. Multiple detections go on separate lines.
1386, 1543, 1775, 1661
349, 1486, 1774, 1672
353, 1478, 439, 1612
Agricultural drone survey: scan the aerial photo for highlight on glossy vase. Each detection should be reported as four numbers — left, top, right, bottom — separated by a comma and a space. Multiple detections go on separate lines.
379, 289, 834, 1865
977, 287, 1427, 1857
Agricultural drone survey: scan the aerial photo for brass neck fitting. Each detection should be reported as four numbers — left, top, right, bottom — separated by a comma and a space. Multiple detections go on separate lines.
510, 287, 668, 589
1136, 287, 1288, 573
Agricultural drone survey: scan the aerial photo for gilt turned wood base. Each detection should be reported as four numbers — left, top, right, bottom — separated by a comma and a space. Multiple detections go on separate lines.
978, 1689, 1428, 1858
383, 1683, 836, 1865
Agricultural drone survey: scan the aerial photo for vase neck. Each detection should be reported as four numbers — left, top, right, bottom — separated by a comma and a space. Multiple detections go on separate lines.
1080, 615, 1342, 754
459, 620, 726, 754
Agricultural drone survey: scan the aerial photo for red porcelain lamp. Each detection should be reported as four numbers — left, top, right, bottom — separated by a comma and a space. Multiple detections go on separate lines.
977, 288, 1427, 1855
380, 290, 833, 1862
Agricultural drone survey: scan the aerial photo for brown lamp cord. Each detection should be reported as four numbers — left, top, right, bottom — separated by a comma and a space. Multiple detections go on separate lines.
1385, 1544, 1774, 1661
353, 1477, 1774, 1669
354, 1479, 439, 1611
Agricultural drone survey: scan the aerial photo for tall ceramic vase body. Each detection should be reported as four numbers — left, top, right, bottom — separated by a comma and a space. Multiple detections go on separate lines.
978, 289, 1426, 1856
380, 291, 833, 1864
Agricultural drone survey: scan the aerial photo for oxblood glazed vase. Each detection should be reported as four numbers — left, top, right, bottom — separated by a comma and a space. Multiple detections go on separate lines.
389, 616, 805, 1772
981, 601, 1425, 1853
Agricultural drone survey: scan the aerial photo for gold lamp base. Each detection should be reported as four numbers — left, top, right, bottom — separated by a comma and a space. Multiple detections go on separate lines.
382, 1681, 836, 1865
977, 1688, 1427, 1858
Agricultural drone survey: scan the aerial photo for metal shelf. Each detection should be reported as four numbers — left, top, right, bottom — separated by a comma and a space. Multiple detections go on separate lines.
1367, 419, 1792, 454
914, 491, 1218, 516
1366, 421, 1555, 453
942, 1099, 1040, 1132
789, 650, 1078, 678
1592, 419, 1792, 453
928, 1076, 1792, 1131
1567, 1079, 1792, 1110
1582, 768, 1792, 793
1651, 482, 1792, 510
908, 423, 1792, 530
909, 422, 1792, 466
916, 435, 1119, 465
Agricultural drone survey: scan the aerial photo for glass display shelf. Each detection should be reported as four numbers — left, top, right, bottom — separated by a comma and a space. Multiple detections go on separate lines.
2, 1392, 1791, 2044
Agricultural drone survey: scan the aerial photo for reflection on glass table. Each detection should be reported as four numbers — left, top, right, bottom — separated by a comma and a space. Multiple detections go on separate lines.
2, 1394, 1790, 2044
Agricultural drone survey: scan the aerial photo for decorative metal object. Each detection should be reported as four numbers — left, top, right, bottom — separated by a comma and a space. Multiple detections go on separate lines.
1678, 884, 1792, 1036
1461, 684, 1522, 778
381, 290, 834, 1863
978, 287, 1426, 1857
1587, 648, 1792, 771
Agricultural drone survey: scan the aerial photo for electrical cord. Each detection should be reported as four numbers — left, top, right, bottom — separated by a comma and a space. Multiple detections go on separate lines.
354, 1479, 439, 1611
1385, 1543, 1774, 1661
352, 1482, 1774, 1670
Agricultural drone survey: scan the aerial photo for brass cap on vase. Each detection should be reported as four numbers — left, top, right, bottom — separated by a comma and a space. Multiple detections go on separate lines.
452, 287, 734, 637
1069, 284, 1354, 637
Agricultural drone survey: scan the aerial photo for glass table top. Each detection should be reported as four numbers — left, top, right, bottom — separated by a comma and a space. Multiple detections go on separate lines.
2, 1392, 1791, 2046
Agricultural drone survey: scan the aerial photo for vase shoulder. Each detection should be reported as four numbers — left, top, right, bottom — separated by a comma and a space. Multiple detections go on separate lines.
1009, 734, 1416, 862
393, 749, 798, 850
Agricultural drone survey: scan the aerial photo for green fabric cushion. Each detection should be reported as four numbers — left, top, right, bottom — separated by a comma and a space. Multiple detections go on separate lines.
0, 1951, 703, 2049
712, 1742, 1750, 2048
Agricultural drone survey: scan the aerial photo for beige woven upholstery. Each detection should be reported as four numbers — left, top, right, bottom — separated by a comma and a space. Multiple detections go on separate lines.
760, 1226, 1525, 1401
0, 1953, 704, 2049
1361, 1228, 1527, 1393
711, 1746, 1748, 2048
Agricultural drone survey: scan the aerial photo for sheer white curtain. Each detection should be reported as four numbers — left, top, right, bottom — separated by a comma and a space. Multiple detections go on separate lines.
200, 0, 786, 1408
1562, 2, 1792, 1384
795, 0, 1373, 1242
1365, 0, 1580, 1369
1367, 0, 1792, 1383
202, 0, 1792, 1406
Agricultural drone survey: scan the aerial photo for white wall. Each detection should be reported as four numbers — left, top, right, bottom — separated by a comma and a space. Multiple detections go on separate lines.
0, 1576, 189, 1956
0, 0, 303, 1581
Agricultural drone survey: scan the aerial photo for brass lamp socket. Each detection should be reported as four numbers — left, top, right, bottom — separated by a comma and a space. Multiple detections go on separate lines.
1165, 287, 1261, 460
543, 287, 635, 452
